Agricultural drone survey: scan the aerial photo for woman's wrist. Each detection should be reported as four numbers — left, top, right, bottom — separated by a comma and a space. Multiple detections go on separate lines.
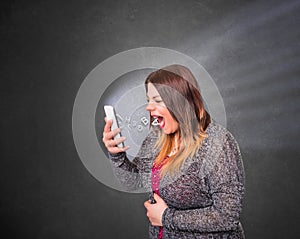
107, 151, 126, 166
162, 207, 176, 230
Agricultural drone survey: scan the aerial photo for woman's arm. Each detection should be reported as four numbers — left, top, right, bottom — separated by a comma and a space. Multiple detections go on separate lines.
162, 132, 245, 232
108, 127, 159, 192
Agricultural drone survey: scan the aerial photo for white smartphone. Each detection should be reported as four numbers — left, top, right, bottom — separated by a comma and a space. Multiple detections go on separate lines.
104, 105, 124, 148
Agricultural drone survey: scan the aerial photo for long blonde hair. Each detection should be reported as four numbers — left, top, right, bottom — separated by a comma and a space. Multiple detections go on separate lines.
145, 64, 211, 177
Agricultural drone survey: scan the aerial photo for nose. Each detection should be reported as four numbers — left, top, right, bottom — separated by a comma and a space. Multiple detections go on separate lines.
146, 102, 155, 111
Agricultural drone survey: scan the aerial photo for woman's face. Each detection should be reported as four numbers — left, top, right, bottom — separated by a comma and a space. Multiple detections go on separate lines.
146, 83, 179, 135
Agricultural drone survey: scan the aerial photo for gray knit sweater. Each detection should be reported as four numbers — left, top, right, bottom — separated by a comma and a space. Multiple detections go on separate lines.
109, 121, 245, 239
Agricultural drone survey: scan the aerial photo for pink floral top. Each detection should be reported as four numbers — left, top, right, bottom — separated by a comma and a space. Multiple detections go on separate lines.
152, 158, 169, 239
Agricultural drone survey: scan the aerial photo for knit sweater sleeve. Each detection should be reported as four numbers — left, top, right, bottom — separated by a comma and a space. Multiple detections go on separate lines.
108, 127, 158, 192
162, 132, 245, 232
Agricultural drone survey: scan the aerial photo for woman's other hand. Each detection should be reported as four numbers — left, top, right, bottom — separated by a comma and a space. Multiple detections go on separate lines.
102, 117, 129, 154
144, 193, 168, 227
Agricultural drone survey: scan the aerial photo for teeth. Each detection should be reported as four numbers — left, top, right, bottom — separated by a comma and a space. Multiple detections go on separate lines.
152, 116, 164, 127
152, 117, 160, 126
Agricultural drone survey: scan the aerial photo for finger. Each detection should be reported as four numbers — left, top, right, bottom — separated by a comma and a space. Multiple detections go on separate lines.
105, 135, 125, 148
107, 144, 128, 153
117, 145, 130, 152
144, 200, 151, 208
103, 129, 122, 143
108, 147, 127, 154
103, 118, 113, 133
105, 140, 113, 148
153, 193, 161, 201
111, 128, 122, 137
106, 142, 130, 154
104, 128, 122, 140
115, 136, 126, 145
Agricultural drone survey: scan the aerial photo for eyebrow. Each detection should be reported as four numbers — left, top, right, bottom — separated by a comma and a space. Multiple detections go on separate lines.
146, 95, 161, 99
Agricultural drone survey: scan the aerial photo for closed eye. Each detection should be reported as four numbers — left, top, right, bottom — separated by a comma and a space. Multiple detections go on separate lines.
146, 98, 163, 104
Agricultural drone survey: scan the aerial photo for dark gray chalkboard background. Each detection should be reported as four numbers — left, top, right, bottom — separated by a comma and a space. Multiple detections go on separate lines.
1, 0, 299, 238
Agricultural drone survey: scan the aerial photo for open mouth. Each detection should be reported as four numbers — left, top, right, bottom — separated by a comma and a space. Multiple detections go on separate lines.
153, 116, 165, 128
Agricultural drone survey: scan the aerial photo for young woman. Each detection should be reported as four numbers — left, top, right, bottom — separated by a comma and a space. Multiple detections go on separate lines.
102, 64, 245, 238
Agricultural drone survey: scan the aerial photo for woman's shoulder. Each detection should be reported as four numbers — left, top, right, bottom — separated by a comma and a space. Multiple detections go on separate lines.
205, 120, 237, 144
195, 120, 241, 161
192, 120, 243, 178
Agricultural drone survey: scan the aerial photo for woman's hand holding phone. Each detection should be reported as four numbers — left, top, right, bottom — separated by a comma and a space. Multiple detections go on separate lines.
102, 115, 129, 154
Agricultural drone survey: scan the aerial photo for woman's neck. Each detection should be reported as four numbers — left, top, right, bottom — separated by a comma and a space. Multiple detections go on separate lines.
168, 134, 180, 157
